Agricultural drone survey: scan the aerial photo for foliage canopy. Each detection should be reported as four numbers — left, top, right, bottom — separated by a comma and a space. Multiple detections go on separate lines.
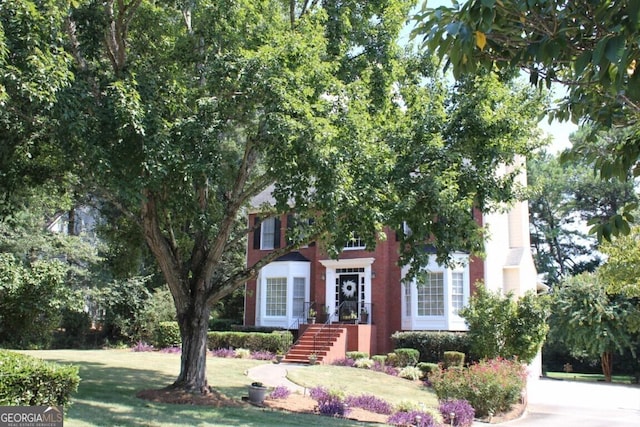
412, 0, 640, 239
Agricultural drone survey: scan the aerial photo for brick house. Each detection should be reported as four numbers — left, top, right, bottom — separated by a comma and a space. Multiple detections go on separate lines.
244, 166, 538, 364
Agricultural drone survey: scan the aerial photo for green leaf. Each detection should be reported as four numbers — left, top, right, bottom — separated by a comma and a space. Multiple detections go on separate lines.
592, 35, 610, 66
604, 35, 625, 65
574, 50, 592, 76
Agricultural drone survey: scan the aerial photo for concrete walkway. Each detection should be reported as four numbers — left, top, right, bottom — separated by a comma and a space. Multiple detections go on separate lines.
247, 362, 307, 394
503, 376, 640, 427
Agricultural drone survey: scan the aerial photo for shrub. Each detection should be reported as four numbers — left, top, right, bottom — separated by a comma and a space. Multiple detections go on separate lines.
53, 309, 93, 349
354, 358, 374, 369
417, 362, 439, 377
268, 386, 291, 400
394, 348, 420, 367
346, 351, 369, 360
398, 366, 422, 381
387, 410, 438, 427
0, 256, 70, 348
207, 331, 293, 353
92, 276, 154, 344
443, 351, 465, 369
0, 350, 80, 406
439, 399, 475, 427
234, 348, 251, 359
460, 285, 549, 363
134, 287, 176, 345
429, 358, 526, 417
345, 394, 393, 415
372, 355, 387, 365
391, 331, 472, 362
387, 352, 398, 367
154, 321, 181, 348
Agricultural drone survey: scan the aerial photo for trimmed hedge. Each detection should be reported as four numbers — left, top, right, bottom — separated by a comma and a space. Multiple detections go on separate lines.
346, 351, 369, 360
443, 351, 465, 368
391, 331, 472, 362
394, 348, 420, 367
0, 350, 80, 406
417, 362, 440, 376
154, 321, 181, 348
207, 331, 293, 353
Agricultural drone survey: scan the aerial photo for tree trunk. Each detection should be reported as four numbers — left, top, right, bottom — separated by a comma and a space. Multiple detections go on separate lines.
172, 293, 211, 393
601, 351, 613, 382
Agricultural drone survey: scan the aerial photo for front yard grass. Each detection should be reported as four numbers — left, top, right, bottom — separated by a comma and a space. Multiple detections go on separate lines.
287, 365, 438, 407
21, 350, 436, 426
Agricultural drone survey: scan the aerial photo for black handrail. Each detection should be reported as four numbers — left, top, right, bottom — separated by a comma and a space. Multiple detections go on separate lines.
312, 301, 346, 356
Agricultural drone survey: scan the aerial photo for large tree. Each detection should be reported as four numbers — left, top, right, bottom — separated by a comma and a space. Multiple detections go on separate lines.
529, 134, 638, 284
548, 273, 639, 382
598, 227, 640, 298
412, 0, 640, 238
2, 0, 544, 393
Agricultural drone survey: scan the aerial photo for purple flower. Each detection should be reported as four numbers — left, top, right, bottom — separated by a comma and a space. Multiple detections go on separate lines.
251, 350, 275, 360
372, 361, 399, 376
439, 399, 475, 427
309, 386, 330, 402
159, 346, 181, 354
211, 348, 236, 358
345, 394, 393, 415
317, 399, 350, 417
387, 410, 438, 427
131, 341, 154, 352
331, 358, 356, 367
268, 386, 291, 400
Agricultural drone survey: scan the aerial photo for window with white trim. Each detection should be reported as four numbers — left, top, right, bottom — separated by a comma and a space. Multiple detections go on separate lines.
417, 272, 444, 316
404, 283, 411, 316
261, 217, 276, 250
451, 272, 464, 315
265, 277, 287, 316
344, 234, 365, 249
292, 277, 306, 318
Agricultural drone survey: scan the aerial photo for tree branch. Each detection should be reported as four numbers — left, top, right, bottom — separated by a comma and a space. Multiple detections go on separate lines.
141, 190, 189, 311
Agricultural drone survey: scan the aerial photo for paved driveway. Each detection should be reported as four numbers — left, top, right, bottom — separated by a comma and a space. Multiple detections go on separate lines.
503, 378, 640, 426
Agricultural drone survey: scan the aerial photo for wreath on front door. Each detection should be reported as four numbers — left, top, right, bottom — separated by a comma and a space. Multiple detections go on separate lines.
341, 280, 357, 298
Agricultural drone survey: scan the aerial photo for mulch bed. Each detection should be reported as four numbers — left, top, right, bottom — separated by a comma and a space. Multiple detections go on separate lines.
137, 387, 525, 424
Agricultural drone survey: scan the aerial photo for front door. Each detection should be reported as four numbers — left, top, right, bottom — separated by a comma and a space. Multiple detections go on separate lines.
338, 274, 359, 321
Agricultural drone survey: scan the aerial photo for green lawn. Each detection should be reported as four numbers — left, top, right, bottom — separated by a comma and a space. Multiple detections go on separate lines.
287, 365, 437, 407
545, 371, 636, 384
20, 350, 436, 426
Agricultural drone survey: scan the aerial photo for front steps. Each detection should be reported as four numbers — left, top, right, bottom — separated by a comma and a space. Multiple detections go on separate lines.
282, 324, 346, 364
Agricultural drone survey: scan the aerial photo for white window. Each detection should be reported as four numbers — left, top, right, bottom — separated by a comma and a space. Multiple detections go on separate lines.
451, 272, 464, 315
404, 283, 411, 316
261, 217, 276, 250
265, 277, 287, 316
417, 272, 444, 316
292, 277, 306, 318
344, 234, 365, 249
